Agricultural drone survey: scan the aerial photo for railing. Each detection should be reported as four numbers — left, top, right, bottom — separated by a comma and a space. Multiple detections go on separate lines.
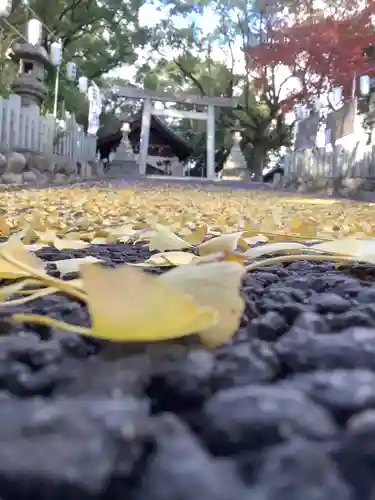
0, 93, 96, 163
283, 143, 375, 181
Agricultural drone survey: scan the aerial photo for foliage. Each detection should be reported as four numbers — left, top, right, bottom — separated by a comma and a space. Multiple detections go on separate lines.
248, 1, 375, 103
1, 0, 149, 120
0, 185, 375, 345
144, 0, 294, 178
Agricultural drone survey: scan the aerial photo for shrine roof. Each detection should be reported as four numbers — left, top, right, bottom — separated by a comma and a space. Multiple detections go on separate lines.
126, 112, 193, 161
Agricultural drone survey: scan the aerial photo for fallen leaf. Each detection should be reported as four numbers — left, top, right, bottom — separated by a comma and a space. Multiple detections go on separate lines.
0, 236, 45, 279
198, 232, 244, 256
183, 224, 208, 245
0, 281, 27, 302
53, 238, 90, 250
90, 237, 108, 245
54, 256, 104, 276
149, 223, 193, 252
29, 212, 47, 231
65, 278, 84, 289
195, 251, 246, 266
80, 264, 216, 341
244, 242, 309, 259
289, 216, 318, 237
34, 230, 58, 244
312, 237, 375, 263
161, 261, 245, 346
243, 234, 269, 246
0, 215, 10, 237
141, 251, 196, 267
24, 243, 48, 251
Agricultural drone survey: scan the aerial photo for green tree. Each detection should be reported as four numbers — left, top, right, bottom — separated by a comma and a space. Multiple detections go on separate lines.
144, 0, 293, 179
1, 0, 149, 122
134, 55, 240, 175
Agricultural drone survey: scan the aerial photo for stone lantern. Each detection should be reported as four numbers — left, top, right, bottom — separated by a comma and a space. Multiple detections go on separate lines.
220, 120, 250, 181
10, 42, 52, 107
120, 117, 135, 160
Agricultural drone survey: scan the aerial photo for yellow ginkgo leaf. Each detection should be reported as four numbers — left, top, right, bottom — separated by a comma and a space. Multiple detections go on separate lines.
0, 236, 45, 279
24, 243, 48, 251
183, 224, 208, 245
197, 231, 244, 256
90, 237, 108, 245
0, 215, 10, 237
34, 230, 58, 244
243, 234, 269, 246
54, 256, 103, 276
53, 238, 89, 250
134, 251, 196, 267
106, 225, 137, 243
312, 237, 375, 262
289, 216, 318, 236
66, 278, 84, 289
195, 251, 246, 266
237, 237, 249, 251
149, 223, 193, 252
161, 261, 245, 347
65, 231, 85, 240
80, 264, 216, 341
244, 242, 308, 259
29, 212, 47, 231
0, 281, 27, 302
22, 226, 37, 245
162, 252, 196, 266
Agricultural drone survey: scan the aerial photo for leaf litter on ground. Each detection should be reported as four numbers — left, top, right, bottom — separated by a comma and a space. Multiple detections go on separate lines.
1, 184, 375, 346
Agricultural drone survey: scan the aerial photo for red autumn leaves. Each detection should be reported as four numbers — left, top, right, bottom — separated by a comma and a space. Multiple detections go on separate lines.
247, 1, 375, 104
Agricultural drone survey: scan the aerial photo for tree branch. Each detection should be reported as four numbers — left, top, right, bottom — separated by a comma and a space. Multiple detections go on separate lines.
52, 0, 89, 29
173, 59, 206, 96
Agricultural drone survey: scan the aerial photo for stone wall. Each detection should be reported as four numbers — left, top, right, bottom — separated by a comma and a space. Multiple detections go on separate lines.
0, 151, 105, 188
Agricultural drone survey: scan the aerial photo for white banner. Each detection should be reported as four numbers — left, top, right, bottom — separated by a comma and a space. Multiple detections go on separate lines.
87, 82, 102, 135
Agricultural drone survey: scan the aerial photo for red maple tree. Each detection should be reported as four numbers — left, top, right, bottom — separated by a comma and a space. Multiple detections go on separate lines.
247, 1, 375, 108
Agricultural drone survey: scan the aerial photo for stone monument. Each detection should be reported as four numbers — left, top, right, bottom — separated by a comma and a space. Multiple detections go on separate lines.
10, 42, 52, 107
220, 121, 250, 181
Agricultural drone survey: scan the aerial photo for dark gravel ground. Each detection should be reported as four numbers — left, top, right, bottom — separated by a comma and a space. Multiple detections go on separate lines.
2, 241, 375, 499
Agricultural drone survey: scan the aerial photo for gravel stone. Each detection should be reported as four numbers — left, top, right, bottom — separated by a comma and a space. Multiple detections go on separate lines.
247, 310, 288, 341
252, 439, 353, 500
309, 292, 351, 313
133, 413, 248, 500
356, 286, 375, 304
0, 395, 151, 500
200, 384, 337, 455
291, 311, 330, 334
277, 369, 375, 423
334, 410, 375, 500
275, 327, 375, 372
211, 339, 279, 390
2, 237, 375, 498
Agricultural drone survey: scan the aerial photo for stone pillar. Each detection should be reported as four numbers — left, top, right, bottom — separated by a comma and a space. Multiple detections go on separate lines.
10, 43, 52, 107
221, 125, 250, 181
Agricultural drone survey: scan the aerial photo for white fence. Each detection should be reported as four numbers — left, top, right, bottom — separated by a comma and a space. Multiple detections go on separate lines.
0, 93, 96, 164
284, 143, 375, 181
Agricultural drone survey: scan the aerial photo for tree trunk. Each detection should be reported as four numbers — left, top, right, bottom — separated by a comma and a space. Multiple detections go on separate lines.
243, 144, 266, 181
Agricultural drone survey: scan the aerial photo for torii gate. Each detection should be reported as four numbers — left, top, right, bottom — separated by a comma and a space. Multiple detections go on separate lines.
113, 86, 238, 179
